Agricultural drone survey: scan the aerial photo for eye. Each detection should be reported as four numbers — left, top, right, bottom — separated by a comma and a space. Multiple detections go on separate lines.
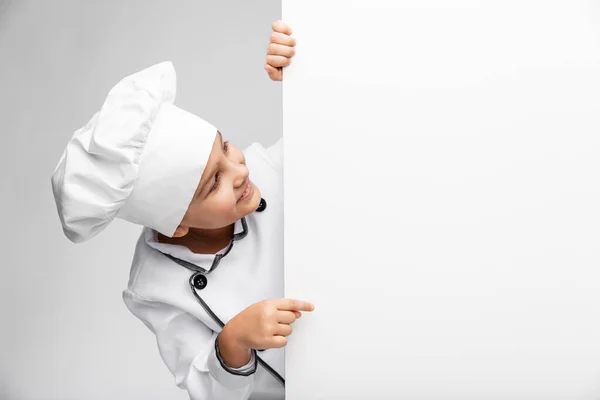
210, 173, 221, 193
209, 141, 230, 193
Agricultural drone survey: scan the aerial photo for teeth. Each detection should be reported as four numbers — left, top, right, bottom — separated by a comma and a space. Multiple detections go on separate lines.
241, 183, 250, 199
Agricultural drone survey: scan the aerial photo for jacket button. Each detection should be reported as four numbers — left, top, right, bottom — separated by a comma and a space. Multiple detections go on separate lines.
256, 198, 267, 212
192, 274, 208, 290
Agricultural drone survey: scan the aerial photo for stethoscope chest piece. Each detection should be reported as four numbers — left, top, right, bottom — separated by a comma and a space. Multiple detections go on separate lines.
191, 273, 208, 290
256, 198, 267, 212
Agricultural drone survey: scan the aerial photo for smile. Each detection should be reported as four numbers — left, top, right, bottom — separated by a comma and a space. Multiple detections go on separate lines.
239, 180, 253, 202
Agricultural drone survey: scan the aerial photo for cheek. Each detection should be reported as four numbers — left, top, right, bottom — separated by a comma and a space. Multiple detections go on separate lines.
184, 188, 248, 228
211, 191, 242, 217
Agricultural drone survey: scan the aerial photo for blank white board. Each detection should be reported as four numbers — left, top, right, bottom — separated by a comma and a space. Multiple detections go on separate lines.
283, 1, 600, 399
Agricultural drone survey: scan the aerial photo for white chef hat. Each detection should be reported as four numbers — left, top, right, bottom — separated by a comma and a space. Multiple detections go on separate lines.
51, 61, 216, 243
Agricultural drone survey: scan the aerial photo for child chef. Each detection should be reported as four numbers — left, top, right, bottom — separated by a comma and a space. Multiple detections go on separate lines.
51, 20, 309, 400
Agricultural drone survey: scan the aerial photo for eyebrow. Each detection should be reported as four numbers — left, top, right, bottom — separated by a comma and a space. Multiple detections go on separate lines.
195, 131, 224, 200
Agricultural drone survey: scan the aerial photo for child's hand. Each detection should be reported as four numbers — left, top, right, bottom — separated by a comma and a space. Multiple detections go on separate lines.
219, 298, 314, 366
265, 20, 296, 81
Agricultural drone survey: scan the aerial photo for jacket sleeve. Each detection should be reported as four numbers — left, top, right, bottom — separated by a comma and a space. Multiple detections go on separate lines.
123, 289, 258, 400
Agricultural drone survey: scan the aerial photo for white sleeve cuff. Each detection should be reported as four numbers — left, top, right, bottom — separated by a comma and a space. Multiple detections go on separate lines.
207, 333, 257, 389
227, 349, 256, 373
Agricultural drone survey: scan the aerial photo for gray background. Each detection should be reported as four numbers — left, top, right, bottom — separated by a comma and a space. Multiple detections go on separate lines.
0, 1, 280, 399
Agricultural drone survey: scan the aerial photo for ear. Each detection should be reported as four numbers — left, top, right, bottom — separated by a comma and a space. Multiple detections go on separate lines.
172, 225, 189, 238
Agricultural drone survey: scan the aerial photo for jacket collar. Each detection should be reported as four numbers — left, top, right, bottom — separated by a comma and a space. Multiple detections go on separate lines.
145, 217, 247, 267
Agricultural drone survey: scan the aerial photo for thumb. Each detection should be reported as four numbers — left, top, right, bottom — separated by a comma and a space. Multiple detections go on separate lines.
264, 64, 282, 81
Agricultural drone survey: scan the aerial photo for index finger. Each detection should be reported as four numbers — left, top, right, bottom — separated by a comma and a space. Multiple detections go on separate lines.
272, 20, 292, 35
277, 299, 315, 312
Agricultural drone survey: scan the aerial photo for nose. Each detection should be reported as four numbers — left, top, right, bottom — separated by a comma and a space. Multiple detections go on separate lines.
227, 158, 249, 188
235, 165, 249, 188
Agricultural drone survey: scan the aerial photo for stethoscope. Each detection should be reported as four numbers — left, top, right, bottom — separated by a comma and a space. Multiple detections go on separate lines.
159, 197, 285, 387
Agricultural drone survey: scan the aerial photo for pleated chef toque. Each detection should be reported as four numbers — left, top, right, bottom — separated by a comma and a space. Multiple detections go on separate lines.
51, 62, 216, 243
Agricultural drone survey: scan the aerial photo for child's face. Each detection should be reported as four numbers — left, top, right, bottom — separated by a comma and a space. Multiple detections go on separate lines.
173, 131, 261, 236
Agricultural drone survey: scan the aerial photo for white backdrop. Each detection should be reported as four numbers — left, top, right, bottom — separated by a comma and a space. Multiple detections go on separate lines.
283, 1, 600, 399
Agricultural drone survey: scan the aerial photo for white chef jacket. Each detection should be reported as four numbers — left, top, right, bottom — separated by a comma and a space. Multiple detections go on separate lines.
123, 138, 285, 400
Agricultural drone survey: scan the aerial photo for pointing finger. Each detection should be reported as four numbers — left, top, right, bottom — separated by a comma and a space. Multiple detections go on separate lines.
278, 299, 315, 312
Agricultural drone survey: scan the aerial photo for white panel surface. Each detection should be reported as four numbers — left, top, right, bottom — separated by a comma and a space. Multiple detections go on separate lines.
283, 1, 600, 399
